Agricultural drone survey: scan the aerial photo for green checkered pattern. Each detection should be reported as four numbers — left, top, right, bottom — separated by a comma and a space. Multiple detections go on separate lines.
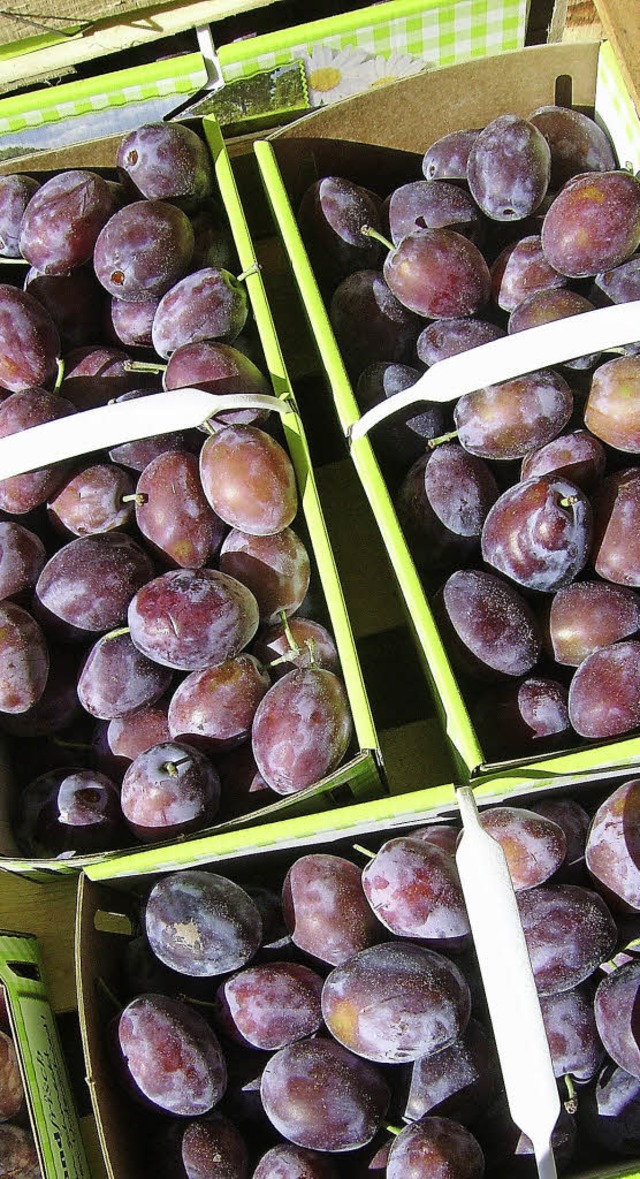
596, 39, 640, 174
218, 0, 528, 81
0, 53, 206, 135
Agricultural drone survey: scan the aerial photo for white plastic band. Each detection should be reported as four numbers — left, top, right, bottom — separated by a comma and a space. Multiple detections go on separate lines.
455, 786, 560, 1178
349, 300, 640, 443
0, 387, 289, 480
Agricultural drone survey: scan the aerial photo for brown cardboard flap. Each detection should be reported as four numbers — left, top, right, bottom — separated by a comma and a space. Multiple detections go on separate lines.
271, 42, 603, 155
75, 876, 146, 1179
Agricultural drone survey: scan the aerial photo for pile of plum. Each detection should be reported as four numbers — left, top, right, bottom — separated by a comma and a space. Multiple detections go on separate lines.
0, 990, 40, 1177
101, 780, 640, 1176
296, 106, 640, 762
0, 121, 353, 859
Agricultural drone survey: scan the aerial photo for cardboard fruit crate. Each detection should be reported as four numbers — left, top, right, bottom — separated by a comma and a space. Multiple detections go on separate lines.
0, 114, 384, 880
0, 926, 92, 1178
253, 38, 640, 784
77, 764, 640, 1179
0, 0, 529, 160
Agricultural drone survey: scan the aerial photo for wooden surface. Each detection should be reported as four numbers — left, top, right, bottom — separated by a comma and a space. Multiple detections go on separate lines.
0, 0, 283, 89
592, 0, 640, 110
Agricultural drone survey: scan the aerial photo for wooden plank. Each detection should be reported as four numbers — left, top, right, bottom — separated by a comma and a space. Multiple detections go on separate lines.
593, 0, 640, 111
0, 0, 283, 88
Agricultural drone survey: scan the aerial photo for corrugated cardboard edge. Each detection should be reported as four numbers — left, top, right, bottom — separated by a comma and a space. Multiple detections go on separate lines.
269, 41, 603, 153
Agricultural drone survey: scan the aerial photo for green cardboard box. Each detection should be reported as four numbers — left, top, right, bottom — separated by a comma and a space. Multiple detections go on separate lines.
78, 764, 640, 1178
0, 929, 91, 1178
0, 115, 383, 880
254, 39, 640, 784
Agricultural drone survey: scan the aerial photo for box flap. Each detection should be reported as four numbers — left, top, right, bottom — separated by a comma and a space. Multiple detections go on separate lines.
270, 42, 603, 154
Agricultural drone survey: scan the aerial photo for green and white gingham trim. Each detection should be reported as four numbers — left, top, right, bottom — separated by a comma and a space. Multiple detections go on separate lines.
218, 0, 528, 83
596, 39, 640, 174
0, 53, 206, 136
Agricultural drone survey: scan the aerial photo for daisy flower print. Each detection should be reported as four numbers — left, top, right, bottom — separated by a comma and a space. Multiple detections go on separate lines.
303, 45, 372, 106
364, 51, 426, 89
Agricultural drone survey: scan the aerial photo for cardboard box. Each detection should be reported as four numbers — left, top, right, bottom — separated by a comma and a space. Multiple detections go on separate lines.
0, 115, 384, 880
0, 929, 92, 1179
0, 0, 529, 159
254, 39, 640, 783
76, 766, 640, 1179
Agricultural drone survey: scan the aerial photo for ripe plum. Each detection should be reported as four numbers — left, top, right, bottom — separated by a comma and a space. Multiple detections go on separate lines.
48, 463, 135, 536
251, 668, 352, 795
382, 228, 491, 319
120, 741, 220, 842
116, 122, 214, 202
321, 941, 471, 1063
541, 171, 640, 277
595, 961, 640, 1077
585, 777, 640, 909
0, 285, 60, 393
216, 960, 323, 1050
219, 527, 311, 624
19, 169, 118, 273
549, 581, 640, 666
152, 267, 248, 358
361, 835, 470, 945
529, 104, 617, 188
517, 883, 617, 994
0, 174, 40, 257
329, 270, 420, 377
77, 629, 172, 720
454, 369, 573, 462
128, 568, 259, 671
144, 870, 262, 976
434, 569, 542, 680
259, 1037, 390, 1152
282, 853, 382, 966
168, 654, 270, 750
93, 200, 194, 301
0, 522, 46, 601
466, 114, 551, 221
481, 473, 592, 593
36, 533, 153, 636
540, 984, 605, 1081
135, 450, 226, 568
115, 993, 226, 1115
0, 602, 48, 714
478, 805, 566, 890
386, 1116, 485, 1179
16, 766, 124, 855
297, 176, 383, 287
568, 640, 640, 739
199, 425, 298, 537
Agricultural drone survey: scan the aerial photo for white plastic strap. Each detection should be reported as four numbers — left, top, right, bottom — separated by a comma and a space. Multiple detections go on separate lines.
0, 387, 289, 480
455, 786, 560, 1179
348, 300, 640, 443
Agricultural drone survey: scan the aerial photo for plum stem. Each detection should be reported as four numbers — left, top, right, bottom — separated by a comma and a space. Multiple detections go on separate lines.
352, 843, 375, 860
427, 429, 459, 449
559, 494, 580, 509
103, 626, 131, 641
384, 1123, 403, 1136
53, 738, 92, 751
563, 1074, 578, 1115
96, 977, 123, 1014
121, 492, 148, 505
236, 262, 261, 282
124, 359, 166, 373
162, 757, 191, 777
54, 357, 65, 391
361, 224, 394, 253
